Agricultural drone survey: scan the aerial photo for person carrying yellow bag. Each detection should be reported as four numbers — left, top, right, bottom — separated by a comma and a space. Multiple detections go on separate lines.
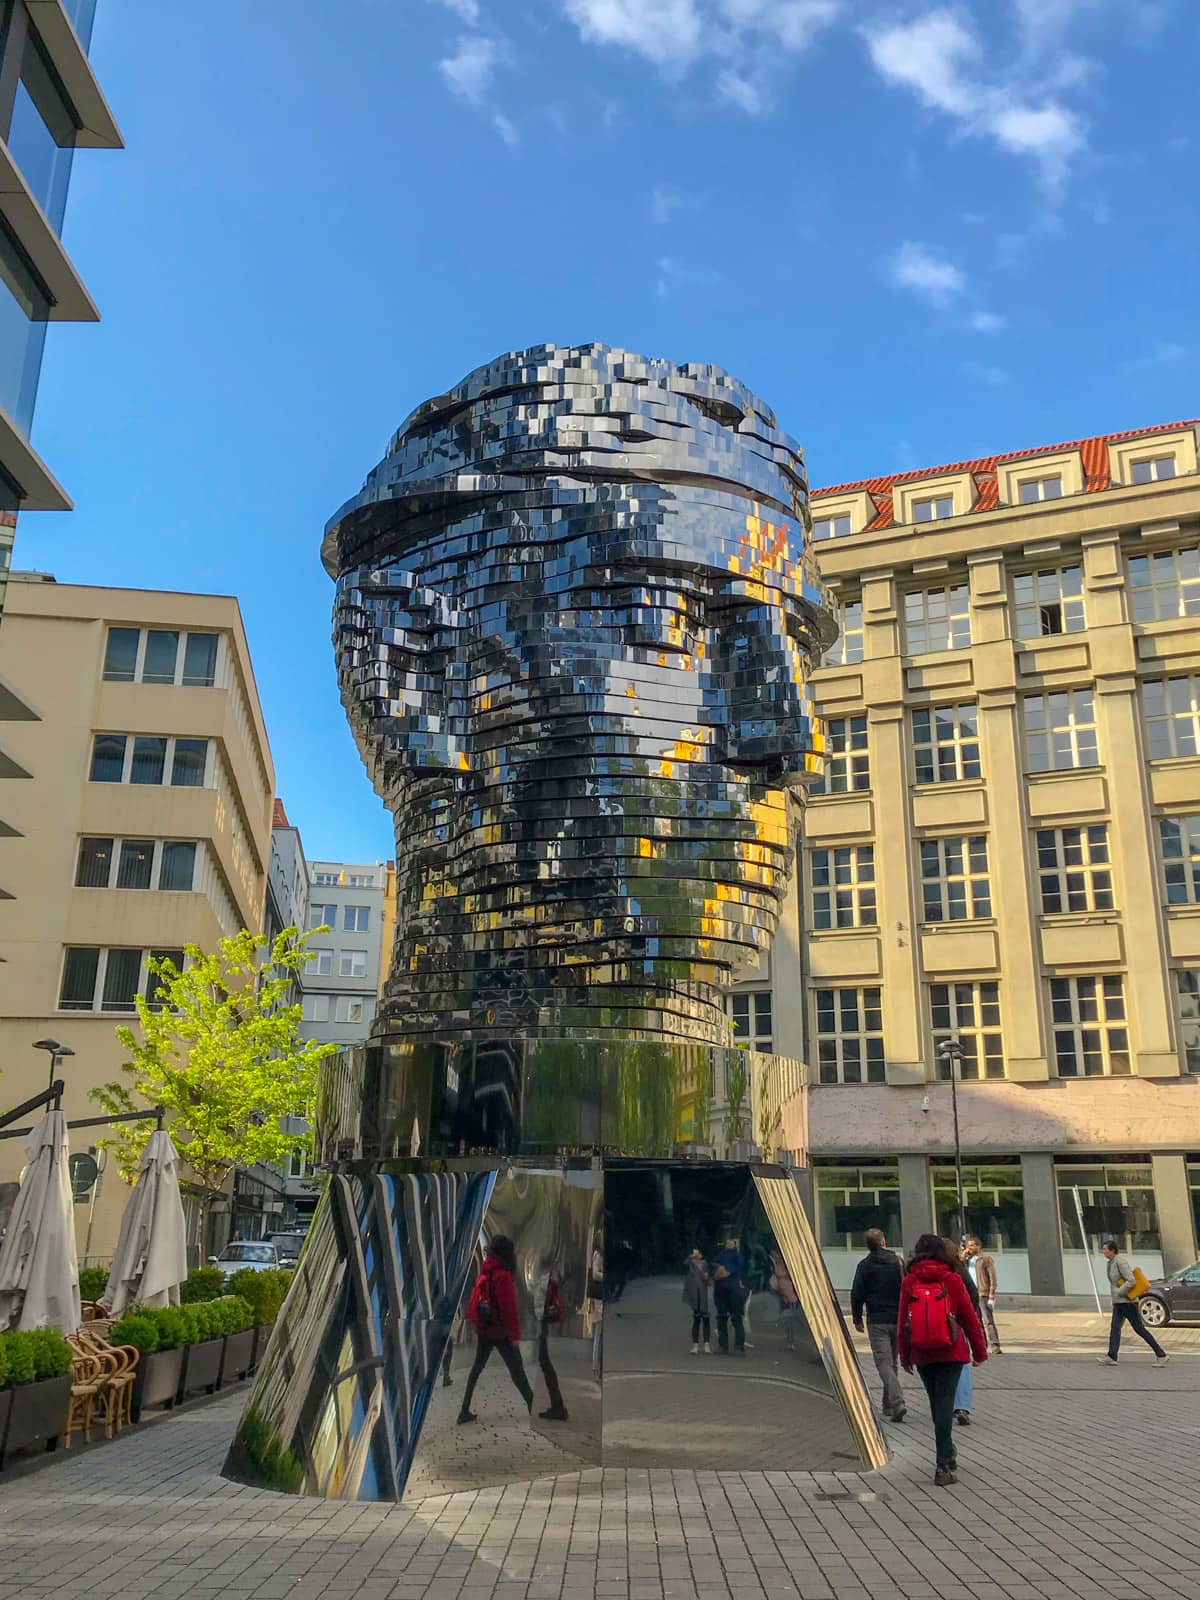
1096, 1241, 1169, 1366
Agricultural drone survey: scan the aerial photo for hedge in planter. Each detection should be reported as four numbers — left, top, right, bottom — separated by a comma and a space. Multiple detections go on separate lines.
179, 1266, 224, 1304
0, 1327, 73, 1467
226, 1268, 293, 1327
78, 1266, 109, 1303
112, 1296, 253, 1414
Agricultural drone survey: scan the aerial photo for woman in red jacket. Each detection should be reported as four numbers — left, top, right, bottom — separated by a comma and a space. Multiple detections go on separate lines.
898, 1234, 988, 1487
457, 1236, 534, 1424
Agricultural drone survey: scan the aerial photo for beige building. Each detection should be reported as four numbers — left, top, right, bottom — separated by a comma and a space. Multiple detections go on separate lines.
738, 421, 1200, 1295
0, 574, 273, 1258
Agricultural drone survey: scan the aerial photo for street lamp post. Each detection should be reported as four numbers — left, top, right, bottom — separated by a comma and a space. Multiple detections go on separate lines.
936, 1037, 967, 1243
32, 1037, 75, 1100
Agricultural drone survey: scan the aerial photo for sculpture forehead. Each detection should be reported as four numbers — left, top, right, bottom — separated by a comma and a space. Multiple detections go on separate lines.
322, 343, 810, 581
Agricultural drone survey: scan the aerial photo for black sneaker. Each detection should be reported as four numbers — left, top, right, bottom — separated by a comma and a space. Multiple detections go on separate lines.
954, 1410, 971, 1426
456, 1411, 477, 1425
934, 1465, 957, 1488
539, 1406, 569, 1421
891, 1406, 906, 1423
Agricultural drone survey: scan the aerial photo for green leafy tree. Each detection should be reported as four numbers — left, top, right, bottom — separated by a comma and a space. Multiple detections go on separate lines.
92, 928, 337, 1239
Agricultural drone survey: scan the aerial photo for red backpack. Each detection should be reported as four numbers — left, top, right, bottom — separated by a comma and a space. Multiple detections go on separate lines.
906, 1280, 960, 1356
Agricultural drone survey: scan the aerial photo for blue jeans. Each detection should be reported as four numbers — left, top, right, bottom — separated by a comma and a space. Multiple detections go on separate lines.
1108, 1301, 1165, 1360
954, 1359, 973, 1413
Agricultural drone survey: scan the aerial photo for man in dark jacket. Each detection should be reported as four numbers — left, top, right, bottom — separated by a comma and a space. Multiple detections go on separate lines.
851, 1228, 906, 1421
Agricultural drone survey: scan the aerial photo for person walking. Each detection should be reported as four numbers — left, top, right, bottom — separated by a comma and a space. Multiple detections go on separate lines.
711, 1236, 747, 1356
898, 1234, 988, 1487
1097, 1240, 1169, 1366
963, 1236, 1002, 1354
945, 1240, 981, 1428
851, 1228, 906, 1422
457, 1236, 535, 1423
683, 1248, 713, 1354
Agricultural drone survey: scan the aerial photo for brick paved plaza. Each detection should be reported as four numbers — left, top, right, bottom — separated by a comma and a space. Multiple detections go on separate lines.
1, 1307, 1197, 1600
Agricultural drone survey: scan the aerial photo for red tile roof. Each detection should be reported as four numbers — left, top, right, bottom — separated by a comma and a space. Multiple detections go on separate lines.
812, 420, 1198, 526
272, 798, 289, 828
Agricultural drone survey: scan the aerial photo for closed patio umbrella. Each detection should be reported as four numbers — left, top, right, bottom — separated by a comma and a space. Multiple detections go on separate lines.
104, 1130, 188, 1317
0, 1107, 81, 1333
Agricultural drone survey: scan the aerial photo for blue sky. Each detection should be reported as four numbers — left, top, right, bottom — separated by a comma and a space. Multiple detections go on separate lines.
20, 0, 1198, 862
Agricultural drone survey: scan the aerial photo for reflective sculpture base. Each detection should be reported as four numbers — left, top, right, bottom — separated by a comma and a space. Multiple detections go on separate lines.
224, 1158, 885, 1501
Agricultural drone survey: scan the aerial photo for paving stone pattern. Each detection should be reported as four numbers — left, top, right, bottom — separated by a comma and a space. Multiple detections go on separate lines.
1, 1308, 1197, 1600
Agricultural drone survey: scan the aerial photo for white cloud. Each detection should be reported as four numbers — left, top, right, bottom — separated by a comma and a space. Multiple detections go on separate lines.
439, 35, 502, 104
561, 0, 706, 73
1122, 341, 1192, 373
492, 111, 519, 146
970, 310, 1006, 333
863, 8, 1087, 188
716, 69, 764, 115
434, 0, 482, 21
891, 241, 965, 305
656, 256, 721, 297
650, 184, 702, 223
558, 0, 841, 93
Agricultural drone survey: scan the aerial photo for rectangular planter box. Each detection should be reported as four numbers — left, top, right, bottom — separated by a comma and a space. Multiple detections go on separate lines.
133, 1346, 184, 1419
0, 1387, 12, 1461
249, 1321, 275, 1374
179, 1337, 224, 1400
220, 1328, 255, 1385
0, 1375, 72, 1465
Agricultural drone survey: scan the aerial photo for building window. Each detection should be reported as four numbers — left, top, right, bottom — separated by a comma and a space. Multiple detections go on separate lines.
1130, 455, 1176, 484
728, 989, 772, 1051
1161, 815, 1200, 904
1174, 971, 1200, 1073
1143, 676, 1200, 760
931, 982, 1003, 1081
811, 845, 876, 930
1127, 545, 1200, 623
1023, 690, 1098, 771
336, 996, 368, 1025
306, 949, 333, 976
1036, 826, 1113, 914
288, 1149, 308, 1179
343, 904, 370, 932
912, 704, 980, 783
59, 947, 184, 1013
1018, 475, 1063, 503
815, 987, 884, 1084
307, 903, 336, 930
1013, 566, 1084, 639
88, 734, 210, 788
912, 494, 954, 523
1056, 1159, 1159, 1258
920, 836, 991, 921
813, 513, 852, 541
313, 871, 340, 886
811, 715, 869, 795
903, 584, 970, 655
347, 873, 375, 888
75, 837, 197, 893
933, 1159, 1026, 1250
823, 599, 864, 666
814, 1161, 901, 1251
339, 949, 368, 978
1050, 976, 1130, 1076
302, 994, 330, 1023
101, 627, 219, 687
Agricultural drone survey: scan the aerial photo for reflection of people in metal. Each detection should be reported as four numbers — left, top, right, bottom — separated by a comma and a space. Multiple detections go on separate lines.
768, 1249, 800, 1351
588, 1233, 604, 1379
682, 1249, 713, 1354
711, 1237, 747, 1356
536, 1271, 569, 1422
607, 1238, 632, 1304
457, 1236, 534, 1424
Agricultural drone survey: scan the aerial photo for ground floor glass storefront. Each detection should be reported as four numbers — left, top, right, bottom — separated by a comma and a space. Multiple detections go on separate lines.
933, 1158, 1029, 1292
1055, 1157, 1163, 1295
814, 1160, 901, 1289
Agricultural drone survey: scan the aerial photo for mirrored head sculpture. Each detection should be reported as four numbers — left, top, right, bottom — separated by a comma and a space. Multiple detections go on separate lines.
224, 345, 884, 1500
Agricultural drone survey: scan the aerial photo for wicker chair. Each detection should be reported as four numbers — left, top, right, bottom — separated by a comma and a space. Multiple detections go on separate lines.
64, 1339, 105, 1447
75, 1328, 139, 1439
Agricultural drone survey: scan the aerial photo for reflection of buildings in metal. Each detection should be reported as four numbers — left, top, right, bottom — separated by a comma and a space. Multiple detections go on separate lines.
226, 1160, 883, 1499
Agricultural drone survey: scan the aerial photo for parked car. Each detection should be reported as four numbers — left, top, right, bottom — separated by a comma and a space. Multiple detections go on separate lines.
267, 1231, 305, 1266
210, 1241, 280, 1277
1138, 1260, 1200, 1327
